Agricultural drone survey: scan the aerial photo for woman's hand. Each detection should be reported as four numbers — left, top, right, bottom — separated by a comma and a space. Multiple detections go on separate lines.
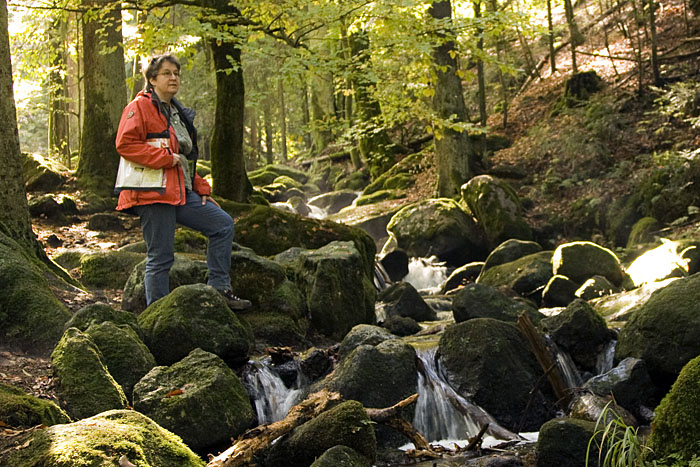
201, 195, 220, 207
171, 153, 183, 167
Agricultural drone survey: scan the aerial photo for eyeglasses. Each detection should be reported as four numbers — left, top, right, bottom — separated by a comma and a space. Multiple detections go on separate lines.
158, 71, 180, 79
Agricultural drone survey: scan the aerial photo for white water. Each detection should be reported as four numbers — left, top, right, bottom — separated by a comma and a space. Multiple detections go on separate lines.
245, 359, 304, 425
404, 256, 448, 294
596, 339, 617, 374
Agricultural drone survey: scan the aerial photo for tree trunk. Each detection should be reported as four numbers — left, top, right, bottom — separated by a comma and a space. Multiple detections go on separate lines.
48, 16, 71, 167
263, 95, 274, 164
564, 0, 583, 72
649, 0, 660, 85
277, 77, 287, 161
474, 0, 487, 127
309, 26, 335, 154
0, 0, 36, 247
547, 0, 557, 73
75, 0, 126, 195
301, 81, 312, 150
429, 0, 476, 198
208, 10, 251, 202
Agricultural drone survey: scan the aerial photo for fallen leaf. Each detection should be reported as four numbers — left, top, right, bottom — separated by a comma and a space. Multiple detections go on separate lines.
21, 369, 32, 377
165, 389, 183, 397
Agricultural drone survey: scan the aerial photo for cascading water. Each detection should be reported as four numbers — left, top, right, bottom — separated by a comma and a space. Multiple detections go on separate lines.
596, 339, 617, 374
244, 358, 304, 425
404, 256, 448, 294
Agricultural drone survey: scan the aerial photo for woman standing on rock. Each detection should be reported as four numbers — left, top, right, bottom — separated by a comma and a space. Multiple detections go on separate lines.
114, 53, 250, 310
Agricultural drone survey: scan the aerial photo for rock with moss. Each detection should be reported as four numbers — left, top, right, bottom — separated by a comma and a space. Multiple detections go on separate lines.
439, 318, 556, 431
615, 273, 700, 388
381, 315, 421, 336
220, 201, 376, 278
0, 409, 205, 466
576, 275, 619, 300
275, 241, 376, 341
264, 400, 376, 467
249, 164, 309, 187
0, 233, 71, 352
542, 299, 612, 372
440, 261, 484, 293
361, 152, 422, 196
86, 212, 124, 232
51, 248, 89, 271
21, 152, 70, 192
377, 282, 437, 323
137, 284, 253, 367
78, 191, 117, 214
0, 383, 70, 427
84, 321, 156, 399
50, 328, 127, 419
479, 239, 543, 277
648, 354, 700, 462
310, 445, 373, 467
460, 175, 533, 248
535, 417, 602, 467
452, 282, 544, 324
64, 302, 140, 335
552, 241, 624, 286
626, 217, 661, 248
476, 251, 554, 302
121, 256, 208, 313
242, 311, 308, 346
329, 203, 401, 249
355, 189, 405, 207
591, 278, 675, 323
79, 250, 145, 289
133, 348, 255, 452
386, 198, 487, 266
308, 190, 360, 216
28, 194, 69, 224
541, 274, 579, 307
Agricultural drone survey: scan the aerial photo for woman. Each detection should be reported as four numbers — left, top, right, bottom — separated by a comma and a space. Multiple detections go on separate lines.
115, 53, 250, 310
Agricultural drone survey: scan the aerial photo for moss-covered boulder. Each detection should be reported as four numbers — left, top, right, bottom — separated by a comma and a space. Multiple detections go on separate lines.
460, 175, 533, 248
439, 318, 556, 431
440, 261, 484, 293
0, 383, 70, 427
386, 198, 487, 266
648, 354, 700, 462
84, 321, 156, 399
377, 282, 437, 323
51, 248, 88, 271
361, 151, 422, 196
86, 212, 124, 232
542, 300, 612, 372
242, 311, 308, 346
476, 250, 554, 301
121, 256, 208, 313
591, 278, 674, 323
21, 152, 70, 192
0, 409, 204, 466
79, 250, 145, 289
615, 273, 700, 388
28, 194, 70, 224
64, 302, 140, 336
626, 216, 661, 248
275, 241, 376, 341
137, 284, 253, 367
133, 348, 255, 452
220, 201, 376, 278
337, 324, 397, 360
328, 202, 401, 248
310, 445, 373, 467
308, 190, 360, 216
479, 239, 543, 277
552, 241, 624, 286
541, 274, 579, 307
50, 328, 127, 419
575, 275, 619, 300
355, 189, 405, 207
452, 282, 544, 324
249, 163, 309, 187
535, 418, 601, 467
264, 400, 377, 467
0, 233, 71, 351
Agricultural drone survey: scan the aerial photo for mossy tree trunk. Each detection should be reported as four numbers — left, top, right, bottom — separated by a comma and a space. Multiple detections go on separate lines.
349, 29, 396, 179
0, 0, 36, 248
429, 0, 477, 198
277, 77, 287, 161
75, 0, 126, 196
48, 16, 71, 167
208, 3, 252, 202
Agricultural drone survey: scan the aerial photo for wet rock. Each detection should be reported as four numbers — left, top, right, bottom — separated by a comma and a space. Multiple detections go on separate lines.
137, 284, 253, 367
452, 282, 543, 324
379, 248, 409, 282
377, 282, 437, 322
133, 348, 255, 452
300, 347, 336, 382
591, 278, 675, 322
568, 392, 637, 426
338, 324, 396, 360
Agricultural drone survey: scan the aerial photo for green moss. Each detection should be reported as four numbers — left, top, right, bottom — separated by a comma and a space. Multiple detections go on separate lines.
64, 302, 140, 335
51, 250, 85, 271
242, 312, 308, 345
626, 217, 660, 248
355, 189, 405, 207
649, 355, 700, 461
174, 228, 208, 253
79, 250, 145, 289
1, 409, 205, 467
0, 383, 70, 427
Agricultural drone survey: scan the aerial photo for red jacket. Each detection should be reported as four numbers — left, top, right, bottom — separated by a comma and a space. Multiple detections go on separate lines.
115, 91, 211, 211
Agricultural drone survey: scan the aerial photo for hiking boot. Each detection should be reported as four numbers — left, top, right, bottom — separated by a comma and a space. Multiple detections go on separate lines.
219, 289, 252, 311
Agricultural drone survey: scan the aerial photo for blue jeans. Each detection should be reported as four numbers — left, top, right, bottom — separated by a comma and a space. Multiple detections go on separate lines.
135, 191, 234, 305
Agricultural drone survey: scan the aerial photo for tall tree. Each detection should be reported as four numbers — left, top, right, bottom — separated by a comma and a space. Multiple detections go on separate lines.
75, 0, 126, 194
47, 15, 71, 166
0, 0, 35, 247
429, 0, 477, 198
277, 77, 287, 161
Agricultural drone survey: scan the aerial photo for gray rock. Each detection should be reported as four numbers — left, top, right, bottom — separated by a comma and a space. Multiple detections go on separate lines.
480, 239, 543, 277
308, 190, 360, 215
452, 282, 543, 324
535, 418, 601, 467
338, 324, 397, 361
476, 251, 553, 302
310, 445, 372, 467
377, 281, 437, 322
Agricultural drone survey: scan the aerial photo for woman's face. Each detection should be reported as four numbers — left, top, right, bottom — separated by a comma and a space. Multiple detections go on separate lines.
149, 61, 180, 101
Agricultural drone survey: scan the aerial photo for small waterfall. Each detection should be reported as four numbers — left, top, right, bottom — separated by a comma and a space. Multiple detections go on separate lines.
545, 337, 582, 389
404, 256, 448, 294
414, 347, 519, 443
244, 359, 304, 425
596, 339, 617, 375
307, 204, 327, 219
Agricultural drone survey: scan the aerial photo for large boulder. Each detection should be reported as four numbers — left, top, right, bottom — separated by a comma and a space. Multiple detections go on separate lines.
21, 152, 70, 192
308, 190, 359, 215
121, 256, 208, 313
275, 241, 376, 341
440, 261, 484, 293
0, 409, 205, 466
50, 328, 128, 420
615, 273, 700, 388
438, 318, 556, 431
337, 324, 397, 360
79, 250, 145, 289
84, 321, 156, 399
248, 163, 309, 187
133, 348, 255, 452
328, 202, 401, 248
591, 278, 675, 323
439, 318, 554, 431
263, 400, 376, 467
648, 354, 700, 462
64, 302, 141, 337
460, 175, 533, 248
452, 282, 544, 324
376, 282, 437, 323
535, 418, 601, 467
541, 275, 579, 307
0, 383, 70, 427
0, 233, 71, 352
480, 239, 543, 276
541, 299, 612, 373
552, 241, 624, 286
137, 284, 254, 367
476, 251, 554, 302
386, 198, 487, 266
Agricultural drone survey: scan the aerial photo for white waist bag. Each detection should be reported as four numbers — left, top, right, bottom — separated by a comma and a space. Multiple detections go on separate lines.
115, 138, 169, 190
